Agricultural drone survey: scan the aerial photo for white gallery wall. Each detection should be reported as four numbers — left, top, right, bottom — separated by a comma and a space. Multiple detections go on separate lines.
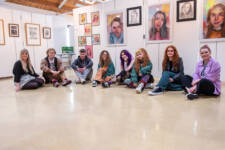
73, 0, 225, 81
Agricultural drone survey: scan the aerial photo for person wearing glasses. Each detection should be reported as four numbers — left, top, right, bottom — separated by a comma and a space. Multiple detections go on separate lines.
109, 17, 124, 44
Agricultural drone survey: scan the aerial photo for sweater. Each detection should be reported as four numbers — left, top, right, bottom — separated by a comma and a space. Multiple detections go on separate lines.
98, 62, 115, 78
72, 56, 93, 70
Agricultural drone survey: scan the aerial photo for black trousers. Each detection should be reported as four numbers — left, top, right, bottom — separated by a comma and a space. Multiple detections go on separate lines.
181, 75, 215, 96
22, 78, 44, 90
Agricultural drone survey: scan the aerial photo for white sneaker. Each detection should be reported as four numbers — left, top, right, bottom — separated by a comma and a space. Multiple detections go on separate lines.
75, 78, 81, 84
145, 83, 154, 89
136, 83, 144, 94
81, 78, 86, 84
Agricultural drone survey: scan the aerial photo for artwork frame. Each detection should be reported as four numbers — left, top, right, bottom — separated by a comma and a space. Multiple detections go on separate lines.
0, 19, 5, 45
78, 36, 87, 47
177, 0, 197, 22
106, 10, 127, 46
25, 23, 41, 46
79, 13, 87, 25
8, 24, 19, 37
85, 45, 93, 59
92, 34, 100, 45
91, 11, 100, 26
147, 3, 172, 44
43, 27, 51, 39
127, 6, 142, 27
200, 0, 225, 42
84, 23, 92, 36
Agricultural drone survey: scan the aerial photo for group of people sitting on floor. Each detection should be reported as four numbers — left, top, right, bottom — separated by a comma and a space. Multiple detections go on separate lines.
13, 44, 221, 100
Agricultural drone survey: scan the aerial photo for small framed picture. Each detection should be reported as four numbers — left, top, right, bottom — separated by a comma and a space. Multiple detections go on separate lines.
84, 23, 92, 36
79, 13, 87, 25
91, 11, 100, 26
0, 19, 5, 45
127, 6, 142, 27
92, 34, 100, 45
78, 36, 86, 47
85, 45, 93, 59
43, 27, 51, 39
25, 23, 41, 46
8, 24, 19, 37
177, 0, 197, 22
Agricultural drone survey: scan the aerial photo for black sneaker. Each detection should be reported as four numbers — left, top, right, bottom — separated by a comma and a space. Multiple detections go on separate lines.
186, 93, 198, 100
102, 82, 110, 88
148, 87, 163, 95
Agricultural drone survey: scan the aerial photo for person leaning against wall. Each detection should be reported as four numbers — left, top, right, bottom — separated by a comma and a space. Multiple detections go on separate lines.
181, 45, 221, 100
13, 49, 45, 91
40, 48, 71, 87
149, 45, 184, 95
71, 49, 93, 84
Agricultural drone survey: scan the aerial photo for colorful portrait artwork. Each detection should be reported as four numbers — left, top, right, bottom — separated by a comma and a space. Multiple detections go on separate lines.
92, 34, 100, 45
78, 36, 86, 47
84, 24, 92, 36
91, 11, 100, 26
79, 13, 87, 25
85, 45, 93, 59
148, 3, 171, 42
203, 0, 225, 40
107, 11, 125, 45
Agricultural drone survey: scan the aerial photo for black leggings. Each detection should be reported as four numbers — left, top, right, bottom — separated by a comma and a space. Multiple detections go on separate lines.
181, 75, 215, 96
22, 78, 44, 90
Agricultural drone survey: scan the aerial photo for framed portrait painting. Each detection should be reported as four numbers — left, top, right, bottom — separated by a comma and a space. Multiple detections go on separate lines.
8, 24, 19, 37
84, 24, 92, 36
201, 0, 225, 42
79, 13, 87, 25
92, 34, 100, 45
91, 11, 100, 26
85, 45, 93, 59
127, 6, 142, 26
25, 23, 41, 46
106, 10, 126, 46
147, 3, 172, 43
0, 19, 5, 45
177, 0, 197, 22
78, 36, 86, 47
43, 27, 51, 39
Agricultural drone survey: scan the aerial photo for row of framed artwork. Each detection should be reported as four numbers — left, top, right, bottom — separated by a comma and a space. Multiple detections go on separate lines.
0, 19, 51, 46
78, 34, 100, 47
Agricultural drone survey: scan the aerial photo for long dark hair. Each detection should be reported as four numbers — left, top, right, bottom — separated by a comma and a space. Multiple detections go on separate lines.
120, 50, 132, 70
150, 11, 168, 40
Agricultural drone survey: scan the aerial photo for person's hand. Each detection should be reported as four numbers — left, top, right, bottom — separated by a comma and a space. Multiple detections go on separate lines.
15, 84, 20, 92
133, 83, 138, 88
139, 73, 142, 77
189, 85, 197, 93
169, 78, 174, 82
52, 71, 59, 76
192, 79, 200, 86
77, 68, 83, 72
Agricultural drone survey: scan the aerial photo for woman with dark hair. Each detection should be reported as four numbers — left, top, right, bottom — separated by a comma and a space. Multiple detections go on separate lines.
116, 50, 134, 84
182, 45, 221, 100
205, 3, 225, 39
92, 50, 115, 88
124, 48, 154, 94
149, 45, 184, 95
13, 49, 44, 91
149, 11, 169, 40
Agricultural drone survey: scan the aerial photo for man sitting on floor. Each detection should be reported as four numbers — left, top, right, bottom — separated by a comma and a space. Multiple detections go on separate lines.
72, 49, 93, 84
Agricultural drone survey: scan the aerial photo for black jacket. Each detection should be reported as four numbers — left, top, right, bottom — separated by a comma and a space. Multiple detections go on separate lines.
71, 56, 93, 70
13, 60, 38, 83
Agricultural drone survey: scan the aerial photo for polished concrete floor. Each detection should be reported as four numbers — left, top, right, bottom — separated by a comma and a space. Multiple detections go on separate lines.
0, 71, 225, 150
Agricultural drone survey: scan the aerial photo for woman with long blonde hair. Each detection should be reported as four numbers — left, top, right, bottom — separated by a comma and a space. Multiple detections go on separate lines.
13, 49, 44, 91
92, 50, 115, 87
124, 48, 154, 94
149, 45, 184, 95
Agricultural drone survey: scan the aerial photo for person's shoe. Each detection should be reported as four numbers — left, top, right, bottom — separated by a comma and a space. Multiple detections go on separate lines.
62, 79, 72, 86
186, 93, 198, 100
124, 79, 131, 85
136, 83, 144, 94
92, 81, 97, 87
53, 81, 60, 87
102, 82, 110, 88
81, 78, 86, 84
148, 87, 163, 95
75, 78, 81, 84
145, 83, 154, 89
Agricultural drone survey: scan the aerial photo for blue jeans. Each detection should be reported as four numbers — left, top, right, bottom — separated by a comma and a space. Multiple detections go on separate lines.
75, 68, 92, 80
157, 71, 182, 91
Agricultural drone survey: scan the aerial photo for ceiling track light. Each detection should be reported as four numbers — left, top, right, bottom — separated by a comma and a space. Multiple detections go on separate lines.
79, 0, 111, 4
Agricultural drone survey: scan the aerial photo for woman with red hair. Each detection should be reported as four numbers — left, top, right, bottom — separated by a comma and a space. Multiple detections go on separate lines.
149, 45, 184, 95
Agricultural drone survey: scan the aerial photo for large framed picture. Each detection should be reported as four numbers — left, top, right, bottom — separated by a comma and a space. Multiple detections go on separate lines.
177, 0, 197, 22
91, 11, 100, 26
147, 3, 172, 43
127, 6, 142, 26
0, 19, 5, 45
201, 0, 225, 42
25, 23, 41, 46
43, 27, 51, 39
106, 10, 126, 46
84, 23, 92, 36
8, 24, 19, 37
79, 13, 87, 25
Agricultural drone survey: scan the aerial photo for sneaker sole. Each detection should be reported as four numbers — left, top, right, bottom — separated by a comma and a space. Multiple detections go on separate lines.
148, 92, 163, 96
